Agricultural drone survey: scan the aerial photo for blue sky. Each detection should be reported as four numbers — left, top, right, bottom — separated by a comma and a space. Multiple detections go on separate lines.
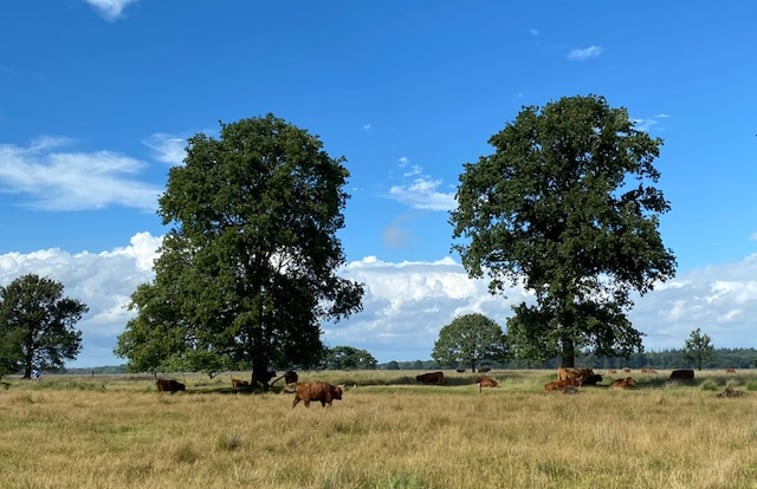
1, 1, 756, 367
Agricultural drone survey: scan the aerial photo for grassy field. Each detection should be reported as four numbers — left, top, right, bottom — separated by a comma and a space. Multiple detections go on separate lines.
1, 369, 755, 489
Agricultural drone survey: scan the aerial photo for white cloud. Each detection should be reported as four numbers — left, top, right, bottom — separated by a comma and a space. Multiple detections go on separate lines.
83, 0, 138, 21
362, 124, 372, 133
568, 45, 603, 60
0, 232, 162, 366
3, 236, 756, 367
388, 177, 457, 211
632, 113, 671, 132
326, 256, 531, 358
628, 256, 757, 350
143, 133, 187, 165
0, 139, 162, 211
529, 28, 540, 37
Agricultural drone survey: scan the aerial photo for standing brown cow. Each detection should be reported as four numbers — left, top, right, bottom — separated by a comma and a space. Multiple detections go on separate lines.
292, 381, 343, 409
156, 379, 185, 393
416, 371, 444, 385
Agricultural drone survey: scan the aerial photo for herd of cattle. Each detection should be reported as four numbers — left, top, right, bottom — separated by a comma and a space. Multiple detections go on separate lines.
154, 366, 738, 406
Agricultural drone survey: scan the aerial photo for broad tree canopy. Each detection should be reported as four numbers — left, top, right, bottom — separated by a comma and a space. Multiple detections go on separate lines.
116, 114, 364, 385
432, 313, 508, 371
0, 274, 87, 378
450, 95, 676, 366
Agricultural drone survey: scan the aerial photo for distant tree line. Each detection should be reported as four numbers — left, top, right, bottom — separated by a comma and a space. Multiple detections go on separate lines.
376, 348, 757, 371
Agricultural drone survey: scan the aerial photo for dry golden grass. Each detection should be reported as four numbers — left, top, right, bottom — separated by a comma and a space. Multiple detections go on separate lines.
1, 369, 755, 489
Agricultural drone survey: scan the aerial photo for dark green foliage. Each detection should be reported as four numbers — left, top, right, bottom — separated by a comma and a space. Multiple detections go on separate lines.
432, 313, 508, 371
683, 328, 714, 371
115, 114, 364, 385
322, 346, 377, 370
0, 274, 88, 378
382, 360, 400, 370
451, 95, 676, 366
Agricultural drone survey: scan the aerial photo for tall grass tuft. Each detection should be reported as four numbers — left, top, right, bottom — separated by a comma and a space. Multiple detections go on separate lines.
216, 430, 243, 451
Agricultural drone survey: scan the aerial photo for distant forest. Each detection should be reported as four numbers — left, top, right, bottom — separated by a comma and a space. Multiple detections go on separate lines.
59, 347, 757, 374
377, 348, 757, 371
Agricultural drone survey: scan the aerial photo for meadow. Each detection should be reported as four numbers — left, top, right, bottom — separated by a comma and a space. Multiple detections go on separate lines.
1, 369, 755, 489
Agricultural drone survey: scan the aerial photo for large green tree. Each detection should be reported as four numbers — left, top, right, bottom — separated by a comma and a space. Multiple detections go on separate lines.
0, 274, 88, 378
682, 328, 714, 371
115, 114, 364, 387
451, 95, 676, 367
432, 313, 508, 371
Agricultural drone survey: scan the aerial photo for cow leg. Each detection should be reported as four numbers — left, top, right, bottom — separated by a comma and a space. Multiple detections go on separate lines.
292, 396, 301, 409
303, 399, 310, 408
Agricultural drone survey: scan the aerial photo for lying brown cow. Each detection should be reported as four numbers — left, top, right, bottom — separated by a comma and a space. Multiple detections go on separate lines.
156, 379, 185, 393
557, 367, 603, 386
609, 377, 636, 389
725, 368, 736, 373
475, 377, 498, 391
231, 378, 253, 391
544, 378, 581, 392
669, 369, 695, 381
416, 371, 444, 385
640, 368, 657, 374
292, 381, 343, 409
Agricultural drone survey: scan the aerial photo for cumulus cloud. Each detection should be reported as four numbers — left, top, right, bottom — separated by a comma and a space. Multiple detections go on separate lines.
0, 138, 162, 211
628, 255, 757, 350
3, 234, 756, 366
143, 133, 187, 165
388, 177, 457, 211
323, 256, 531, 359
83, 0, 138, 21
568, 45, 603, 60
0, 232, 162, 366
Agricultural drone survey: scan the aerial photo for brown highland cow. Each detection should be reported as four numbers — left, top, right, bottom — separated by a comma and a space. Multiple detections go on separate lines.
292, 381, 343, 409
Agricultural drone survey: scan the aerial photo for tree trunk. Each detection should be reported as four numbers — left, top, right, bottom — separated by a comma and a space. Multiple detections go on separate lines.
561, 337, 576, 367
471, 359, 476, 372
23, 334, 34, 379
251, 357, 273, 391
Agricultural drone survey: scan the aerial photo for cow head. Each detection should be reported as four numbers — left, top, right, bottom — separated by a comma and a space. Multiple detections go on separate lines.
332, 385, 343, 400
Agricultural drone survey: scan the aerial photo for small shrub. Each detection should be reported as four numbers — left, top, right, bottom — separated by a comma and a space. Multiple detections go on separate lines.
745, 381, 757, 392
217, 431, 242, 451
699, 380, 719, 391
